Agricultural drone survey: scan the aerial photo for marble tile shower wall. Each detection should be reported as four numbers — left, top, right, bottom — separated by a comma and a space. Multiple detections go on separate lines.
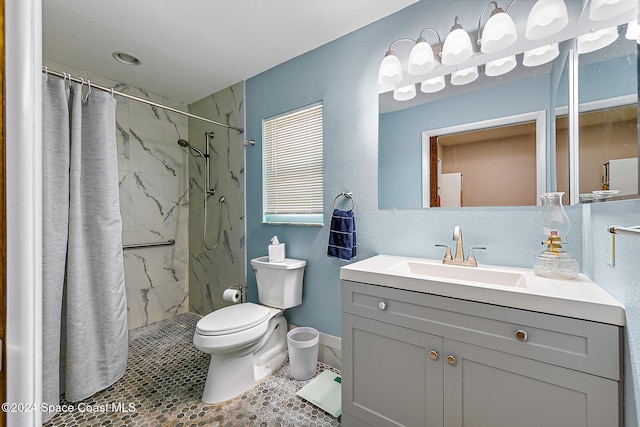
43, 59, 190, 329
188, 82, 245, 315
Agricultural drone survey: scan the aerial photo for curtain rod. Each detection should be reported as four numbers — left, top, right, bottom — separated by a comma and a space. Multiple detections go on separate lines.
42, 67, 244, 133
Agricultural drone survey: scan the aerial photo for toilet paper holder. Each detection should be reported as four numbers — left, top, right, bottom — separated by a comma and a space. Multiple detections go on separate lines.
224, 283, 246, 303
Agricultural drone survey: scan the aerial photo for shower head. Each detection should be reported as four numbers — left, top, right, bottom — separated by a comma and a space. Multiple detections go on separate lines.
177, 139, 206, 158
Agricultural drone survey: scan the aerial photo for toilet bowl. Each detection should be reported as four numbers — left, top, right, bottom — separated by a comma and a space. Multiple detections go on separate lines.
193, 257, 306, 404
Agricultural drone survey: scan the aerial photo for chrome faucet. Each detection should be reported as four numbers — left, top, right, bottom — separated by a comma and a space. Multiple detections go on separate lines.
436, 226, 485, 267
452, 225, 464, 262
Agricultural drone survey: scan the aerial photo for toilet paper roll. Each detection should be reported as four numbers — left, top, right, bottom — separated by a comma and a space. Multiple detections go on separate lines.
223, 288, 241, 303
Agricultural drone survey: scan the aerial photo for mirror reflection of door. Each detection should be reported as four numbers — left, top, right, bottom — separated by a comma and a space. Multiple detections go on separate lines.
430, 120, 538, 207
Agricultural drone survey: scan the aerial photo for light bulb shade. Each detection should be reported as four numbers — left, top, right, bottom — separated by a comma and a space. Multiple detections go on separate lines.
420, 76, 446, 93
485, 55, 517, 76
378, 52, 403, 86
540, 192, 570, 237
393, 83, 417, 101
577, 26, 619, 54
523, 42, 560, 66
625, 20, 640, 41
589, 0, 635, 22
408, 41, 437, 75
525, 0, 569, 40
450, 66, 479, 85
481, 12, 518, 53
442, 28, 473, 65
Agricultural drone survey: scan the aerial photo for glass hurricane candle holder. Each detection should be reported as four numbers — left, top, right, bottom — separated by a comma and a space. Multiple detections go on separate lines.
533, 192, 578, 280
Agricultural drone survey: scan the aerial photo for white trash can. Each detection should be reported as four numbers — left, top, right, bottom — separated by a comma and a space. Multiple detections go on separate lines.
287, 327, 320, 380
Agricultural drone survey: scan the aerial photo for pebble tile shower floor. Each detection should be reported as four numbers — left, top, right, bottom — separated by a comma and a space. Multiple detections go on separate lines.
44, 312, 341, 427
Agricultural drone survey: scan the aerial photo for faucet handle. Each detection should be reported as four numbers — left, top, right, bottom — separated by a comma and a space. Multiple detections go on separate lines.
435, 244, 452, 261
467, 246, 486, 265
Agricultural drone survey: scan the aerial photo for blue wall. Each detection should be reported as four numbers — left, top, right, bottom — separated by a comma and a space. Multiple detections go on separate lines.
245, 2, 638, 424
245, 0, 584, 337
583, 200, 640, 427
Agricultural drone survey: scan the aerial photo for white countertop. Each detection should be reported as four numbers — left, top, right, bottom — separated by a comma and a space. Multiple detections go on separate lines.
340, 254, 625, 326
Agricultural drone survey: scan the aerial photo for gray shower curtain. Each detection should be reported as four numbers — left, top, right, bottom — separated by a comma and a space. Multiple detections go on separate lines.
42, 75, 128, 421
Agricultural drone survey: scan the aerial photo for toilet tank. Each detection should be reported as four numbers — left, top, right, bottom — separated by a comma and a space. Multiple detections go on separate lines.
250, 256, 306, 309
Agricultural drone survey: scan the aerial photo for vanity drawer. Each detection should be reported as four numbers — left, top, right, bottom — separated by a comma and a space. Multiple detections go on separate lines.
342, 280, 621, 380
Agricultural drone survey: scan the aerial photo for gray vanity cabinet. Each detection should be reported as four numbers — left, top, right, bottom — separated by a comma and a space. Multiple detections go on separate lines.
342, 313, 444, 426
341, 280, 622, 427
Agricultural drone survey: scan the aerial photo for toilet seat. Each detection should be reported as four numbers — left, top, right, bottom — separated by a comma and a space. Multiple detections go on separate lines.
196, 303, 271, 336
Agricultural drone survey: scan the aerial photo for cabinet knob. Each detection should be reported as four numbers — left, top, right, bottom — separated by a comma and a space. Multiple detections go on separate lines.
428, 350, 439, 360
515, 329, 528, 342
446, 355, 457, 366
378, 301, 387, 310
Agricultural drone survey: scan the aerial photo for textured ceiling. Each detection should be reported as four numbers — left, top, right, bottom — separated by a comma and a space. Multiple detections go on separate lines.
43, 0, 418, 104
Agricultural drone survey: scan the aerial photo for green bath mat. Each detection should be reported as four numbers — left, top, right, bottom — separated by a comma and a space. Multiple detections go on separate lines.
296, 370, 342, 417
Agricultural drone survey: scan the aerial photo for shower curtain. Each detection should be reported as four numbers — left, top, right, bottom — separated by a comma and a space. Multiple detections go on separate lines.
42, 75, 128, 421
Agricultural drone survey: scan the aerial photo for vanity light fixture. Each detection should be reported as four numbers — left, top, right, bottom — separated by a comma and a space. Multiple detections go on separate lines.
408, 28, 442, 75
525, 0, 569, 40
589, 0, 635, 22
393, 83, 417, 101
577, 26, 619, 54
420, 76, 446, 93
378, 38, 414, 86
442, 17, 474, 65
477, 1, 518, 54
625, 20, 640, 41
485, 55, 517, 76
450, 66, 479, 85
523, 42, 560, 66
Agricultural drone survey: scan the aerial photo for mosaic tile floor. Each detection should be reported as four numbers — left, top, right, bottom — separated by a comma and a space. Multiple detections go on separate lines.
44, 312, 341, 427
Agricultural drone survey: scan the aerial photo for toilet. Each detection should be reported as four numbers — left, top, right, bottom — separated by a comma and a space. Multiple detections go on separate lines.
193, 256, 306, 404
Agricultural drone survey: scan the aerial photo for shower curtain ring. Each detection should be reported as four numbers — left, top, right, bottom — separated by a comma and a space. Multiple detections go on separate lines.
82, 80, 92, 102
43, 66, 49, 80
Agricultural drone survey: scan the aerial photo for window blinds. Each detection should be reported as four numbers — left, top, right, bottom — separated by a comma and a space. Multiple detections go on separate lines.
263, 104, 323, 219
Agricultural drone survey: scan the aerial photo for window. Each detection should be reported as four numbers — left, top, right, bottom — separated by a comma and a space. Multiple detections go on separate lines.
263, 103, 323, 225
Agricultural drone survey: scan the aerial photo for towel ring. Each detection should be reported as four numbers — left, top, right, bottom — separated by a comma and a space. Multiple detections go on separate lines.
333, 192, 355, 212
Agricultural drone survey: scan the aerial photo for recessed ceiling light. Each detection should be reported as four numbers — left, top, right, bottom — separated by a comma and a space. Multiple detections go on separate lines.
112, 52, 141, 66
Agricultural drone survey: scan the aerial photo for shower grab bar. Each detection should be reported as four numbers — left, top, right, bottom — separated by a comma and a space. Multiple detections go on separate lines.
123, 239, 176, 250
608, 225, 640, 238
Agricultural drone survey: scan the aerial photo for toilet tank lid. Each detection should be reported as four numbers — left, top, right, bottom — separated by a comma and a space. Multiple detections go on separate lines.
196, 303, 271, 336
251, 256, 306, 270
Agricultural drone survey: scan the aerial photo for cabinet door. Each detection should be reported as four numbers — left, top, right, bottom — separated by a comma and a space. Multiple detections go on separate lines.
342, 313, 444, 427
443, 339, 619, 427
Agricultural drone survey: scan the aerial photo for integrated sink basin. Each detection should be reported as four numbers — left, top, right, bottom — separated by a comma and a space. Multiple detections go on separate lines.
388, 259, 527, 288
340, 254, 625, 326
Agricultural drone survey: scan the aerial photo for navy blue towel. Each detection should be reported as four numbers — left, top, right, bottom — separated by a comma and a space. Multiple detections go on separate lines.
327, 209, 356, 261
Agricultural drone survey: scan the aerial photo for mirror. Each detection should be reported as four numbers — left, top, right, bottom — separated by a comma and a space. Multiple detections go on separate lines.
379, 54, 560, 209
556, 32, 638, 203
420, 110, 545, 207
378, 6, 638, 209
